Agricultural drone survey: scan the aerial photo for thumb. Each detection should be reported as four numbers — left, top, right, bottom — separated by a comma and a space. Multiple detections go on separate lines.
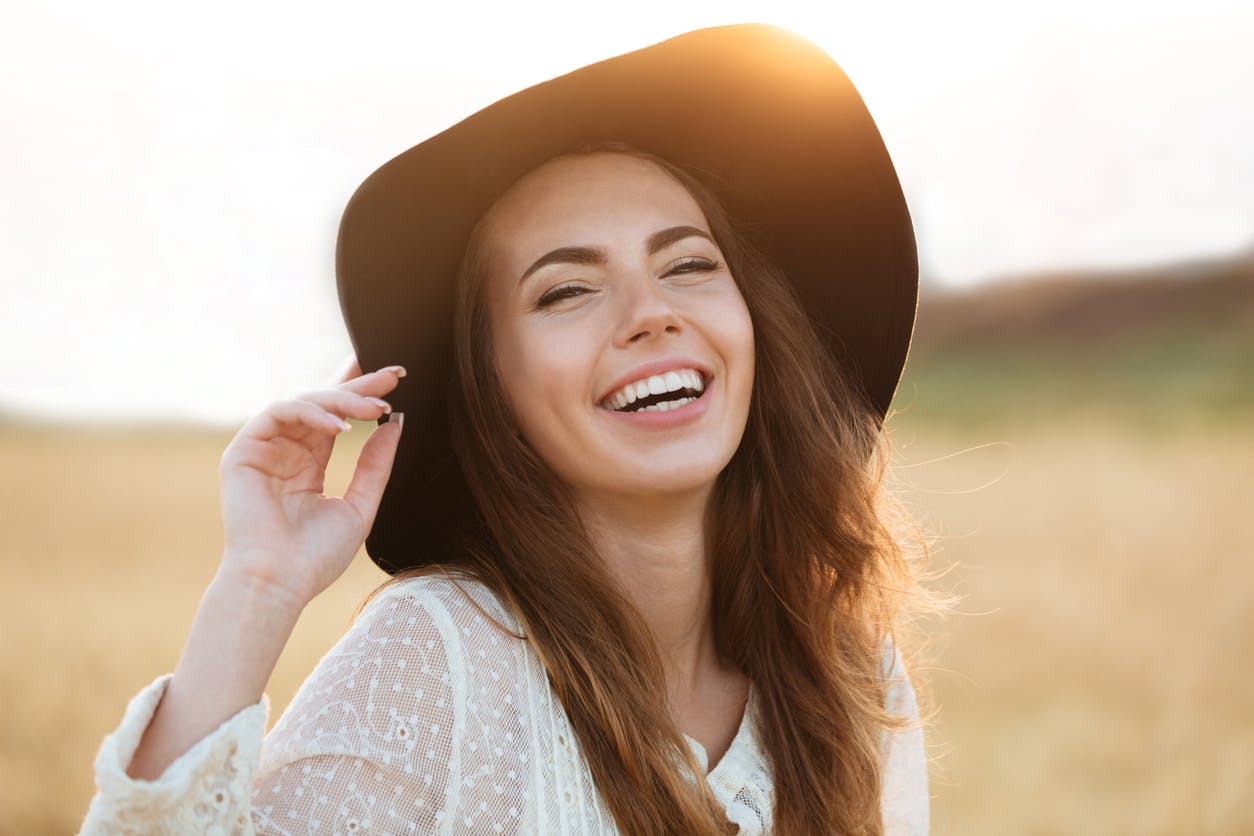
342, 413, 403, 532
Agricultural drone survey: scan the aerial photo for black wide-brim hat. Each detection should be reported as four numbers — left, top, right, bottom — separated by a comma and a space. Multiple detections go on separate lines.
336, 22, 918, 575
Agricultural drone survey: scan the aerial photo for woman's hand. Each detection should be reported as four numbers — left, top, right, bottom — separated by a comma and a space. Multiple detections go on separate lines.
217, 357, 405, 609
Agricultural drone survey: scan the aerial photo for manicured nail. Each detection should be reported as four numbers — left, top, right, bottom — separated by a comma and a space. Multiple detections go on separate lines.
366, 396, 392, 413
395, 411, 404, 431
382, 365, 407, 378
325, 412, 351, 432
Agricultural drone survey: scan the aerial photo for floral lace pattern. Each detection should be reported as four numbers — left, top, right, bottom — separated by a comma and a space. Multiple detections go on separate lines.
80, 574, 928, 834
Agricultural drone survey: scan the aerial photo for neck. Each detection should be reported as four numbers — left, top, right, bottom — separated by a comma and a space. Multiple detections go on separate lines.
574, 482, 724, 707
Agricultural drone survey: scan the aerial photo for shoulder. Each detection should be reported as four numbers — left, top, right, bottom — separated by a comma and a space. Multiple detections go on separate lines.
344, 572, 528, 688
259, 573, 520, 770
360, 571, 523, 638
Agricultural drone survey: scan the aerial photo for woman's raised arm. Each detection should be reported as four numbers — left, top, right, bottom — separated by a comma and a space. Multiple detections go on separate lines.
123, 362, 405, 781
79, 566, 464, 835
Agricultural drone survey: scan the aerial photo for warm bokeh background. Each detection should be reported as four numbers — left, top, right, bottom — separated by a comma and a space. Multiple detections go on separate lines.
892, 251, 1254, 833
4, 3, 1254, 833
3, 250, 1252, 833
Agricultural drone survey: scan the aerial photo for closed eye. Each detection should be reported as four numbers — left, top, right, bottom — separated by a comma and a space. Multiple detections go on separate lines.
534, 258, 724, 308
667, 257, 723, 275
535, 283, 593, 308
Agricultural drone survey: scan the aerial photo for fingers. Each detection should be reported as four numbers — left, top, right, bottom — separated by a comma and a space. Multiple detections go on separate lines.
342, 414, 403, 528
334, 364, 408, 398
236, 364, 407, 445
242, 398, 358, 442
323, 353, 406, 394
243, 394, 387, 444
291, 386, 395, 421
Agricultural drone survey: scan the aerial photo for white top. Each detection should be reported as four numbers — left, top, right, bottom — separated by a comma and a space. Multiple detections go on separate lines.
79, 573, 929, 834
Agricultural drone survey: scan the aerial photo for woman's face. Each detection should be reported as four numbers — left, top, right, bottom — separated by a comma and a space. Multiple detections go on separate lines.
480, 152, 755, 504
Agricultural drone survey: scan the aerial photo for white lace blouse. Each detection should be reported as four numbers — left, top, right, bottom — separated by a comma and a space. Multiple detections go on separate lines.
79, 573, 929, 834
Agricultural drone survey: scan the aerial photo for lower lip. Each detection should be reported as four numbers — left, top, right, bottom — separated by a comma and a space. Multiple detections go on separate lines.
597, 378, 714, 429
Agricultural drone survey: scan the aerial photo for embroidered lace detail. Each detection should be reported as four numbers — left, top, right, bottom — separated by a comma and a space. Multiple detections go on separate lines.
79, 671, 269, 835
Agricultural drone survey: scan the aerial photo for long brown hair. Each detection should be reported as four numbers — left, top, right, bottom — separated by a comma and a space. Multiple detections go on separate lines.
359, 141, 946, 834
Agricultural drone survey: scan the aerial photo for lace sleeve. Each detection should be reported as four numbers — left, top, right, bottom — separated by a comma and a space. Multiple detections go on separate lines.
879, 638, 930, 836
251, 582, 462, 833
79, 673, 269, 835
78, 582, 463, 835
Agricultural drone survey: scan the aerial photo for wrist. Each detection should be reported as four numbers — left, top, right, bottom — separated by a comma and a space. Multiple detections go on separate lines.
211, 559, 309, 624
128, 563, 302, 781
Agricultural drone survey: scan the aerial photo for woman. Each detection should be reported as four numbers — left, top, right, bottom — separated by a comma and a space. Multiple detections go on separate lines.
81, 24, 940, 835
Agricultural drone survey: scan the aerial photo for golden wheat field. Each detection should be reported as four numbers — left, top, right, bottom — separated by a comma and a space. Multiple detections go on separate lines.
1, 408, 1251, 834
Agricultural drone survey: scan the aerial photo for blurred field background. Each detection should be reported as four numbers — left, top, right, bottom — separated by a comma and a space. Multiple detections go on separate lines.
2, 248, 1253, 834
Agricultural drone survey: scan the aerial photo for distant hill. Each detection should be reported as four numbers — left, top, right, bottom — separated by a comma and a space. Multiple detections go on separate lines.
895, 245, 1254, 428
912, 245, 1254, 356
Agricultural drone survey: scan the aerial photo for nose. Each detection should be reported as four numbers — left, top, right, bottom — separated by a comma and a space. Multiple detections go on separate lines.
613, 274, 683, 347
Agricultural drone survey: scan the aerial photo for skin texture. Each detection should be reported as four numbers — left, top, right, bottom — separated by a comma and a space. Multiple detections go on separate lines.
478, 152, 755, 767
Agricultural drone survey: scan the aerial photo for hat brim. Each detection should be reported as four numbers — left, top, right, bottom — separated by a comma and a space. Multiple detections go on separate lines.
336, 22, 918, 573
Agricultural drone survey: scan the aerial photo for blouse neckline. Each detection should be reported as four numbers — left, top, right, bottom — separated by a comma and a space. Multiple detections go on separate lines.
680, 681, 758, 780
444, 573, 766, 790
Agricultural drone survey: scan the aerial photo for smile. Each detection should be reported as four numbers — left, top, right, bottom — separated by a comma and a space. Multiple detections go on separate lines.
598, 368, 706, 413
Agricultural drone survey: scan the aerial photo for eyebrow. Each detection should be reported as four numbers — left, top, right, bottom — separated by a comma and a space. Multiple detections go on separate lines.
517, 225, 716, 287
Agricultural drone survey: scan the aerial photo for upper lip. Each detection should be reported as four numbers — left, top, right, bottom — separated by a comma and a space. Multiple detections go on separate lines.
597, 356, 712, 406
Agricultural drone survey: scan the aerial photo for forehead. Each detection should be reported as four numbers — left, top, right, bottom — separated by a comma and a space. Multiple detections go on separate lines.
479, 153, 708, 260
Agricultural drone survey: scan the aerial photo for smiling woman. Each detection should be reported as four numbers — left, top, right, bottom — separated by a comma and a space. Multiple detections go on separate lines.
79, 23, 944, 836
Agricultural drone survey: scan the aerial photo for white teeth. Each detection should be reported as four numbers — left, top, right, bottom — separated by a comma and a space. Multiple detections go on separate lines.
639, 396, 696, 413
601, 367, 706, 410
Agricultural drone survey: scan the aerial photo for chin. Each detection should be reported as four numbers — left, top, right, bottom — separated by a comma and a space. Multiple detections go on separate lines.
600, 460, 729, 498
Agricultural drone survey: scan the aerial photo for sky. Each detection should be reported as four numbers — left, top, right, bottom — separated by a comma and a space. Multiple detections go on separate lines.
2, 0, 1252, 425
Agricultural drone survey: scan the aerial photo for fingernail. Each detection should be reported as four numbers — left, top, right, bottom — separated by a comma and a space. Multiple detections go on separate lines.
395, 411, 404, 431
366, 396, 392, 413
383, 365, 407, 378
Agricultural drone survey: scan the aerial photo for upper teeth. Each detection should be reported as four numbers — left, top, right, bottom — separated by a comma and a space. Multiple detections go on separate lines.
601, 368, 705, 411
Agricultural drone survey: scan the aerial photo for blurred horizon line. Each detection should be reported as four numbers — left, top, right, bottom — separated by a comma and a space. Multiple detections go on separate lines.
4, 239, 1252, 431
919, 236, 1254, 298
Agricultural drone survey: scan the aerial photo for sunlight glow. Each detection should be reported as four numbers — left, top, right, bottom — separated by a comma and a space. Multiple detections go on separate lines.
3, 0, 1252, 423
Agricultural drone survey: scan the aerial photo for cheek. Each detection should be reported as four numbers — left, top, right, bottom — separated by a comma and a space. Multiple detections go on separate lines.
490, 318, 543, 434
714, 297, 756, 420
493, 321, 592, 437
708, 293, 755, 376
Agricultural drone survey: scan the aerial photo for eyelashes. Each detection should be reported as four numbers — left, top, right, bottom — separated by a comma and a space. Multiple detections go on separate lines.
668, 256, 724, 276
534, 257, 724, 308
535, 284, 592, 307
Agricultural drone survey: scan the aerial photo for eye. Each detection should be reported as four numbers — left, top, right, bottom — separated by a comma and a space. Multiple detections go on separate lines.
535, 282, 593, 308
666, 257, 723, 277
